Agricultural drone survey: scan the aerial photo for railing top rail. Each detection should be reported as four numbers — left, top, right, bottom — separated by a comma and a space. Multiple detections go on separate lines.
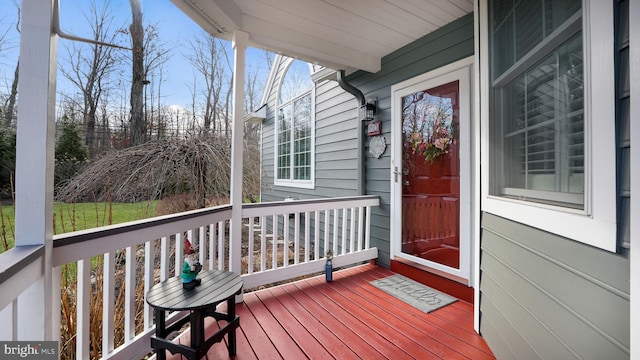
53, 204, 232, 248
51, 195, 380, 267
53, 196, 380, 249
243, 195, 379, 209
0, 245, 44, 285
242, 195, 380, 217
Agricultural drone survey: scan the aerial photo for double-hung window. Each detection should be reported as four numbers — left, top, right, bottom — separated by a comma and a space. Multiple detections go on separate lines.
491, 0, 583, 207
275, 60, 315, 188
481, 0, 617, 251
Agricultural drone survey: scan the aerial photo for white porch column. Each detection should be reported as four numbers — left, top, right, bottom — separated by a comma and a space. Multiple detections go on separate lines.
629, 1, 639, 359
14, 0, 57, 340
472, 0, 482, 333
230, 31, 248, 278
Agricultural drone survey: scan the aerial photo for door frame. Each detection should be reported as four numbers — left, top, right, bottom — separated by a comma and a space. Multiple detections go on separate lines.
390, 57, 476, 285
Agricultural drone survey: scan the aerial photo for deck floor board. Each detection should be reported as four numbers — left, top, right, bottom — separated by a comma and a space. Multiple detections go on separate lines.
160, 263, 495, 360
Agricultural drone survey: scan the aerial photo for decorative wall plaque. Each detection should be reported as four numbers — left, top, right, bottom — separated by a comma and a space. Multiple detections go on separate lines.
367, 120, 382, 136
369, 136, 386, 159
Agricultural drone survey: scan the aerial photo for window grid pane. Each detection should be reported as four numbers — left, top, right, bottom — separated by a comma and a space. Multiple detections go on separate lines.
490, 0, 583, 207
277, 105, 292, 180
276, 91, 312, 183
293, 94, 312, 180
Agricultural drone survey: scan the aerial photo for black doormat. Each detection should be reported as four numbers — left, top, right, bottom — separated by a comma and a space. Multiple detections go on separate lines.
370, 274, 457, 313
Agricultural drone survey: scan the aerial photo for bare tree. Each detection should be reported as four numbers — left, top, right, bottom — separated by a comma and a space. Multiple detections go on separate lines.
244, 66, 260, 113
185, 33, 229, 135
0, 17, 11, 57
59, 0, 123, 155
244, 65, 262, 140
4, 61, 18, 127
262, 50, 273, 70
137, 24, 168, 140
147, 68, 169, 140
222, 46, 237, 138
3, 0, 20, 128
97, 88, 112, 148
129, 0, 145, 145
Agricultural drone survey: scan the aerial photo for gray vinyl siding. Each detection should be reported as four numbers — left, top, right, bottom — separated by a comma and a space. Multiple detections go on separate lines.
260, 14, 475, 268
260, 57, 284, 199
479, 2, 631, 359
351, 14, 474, 267
261, 60, 359, 202
480, 214, 630, 359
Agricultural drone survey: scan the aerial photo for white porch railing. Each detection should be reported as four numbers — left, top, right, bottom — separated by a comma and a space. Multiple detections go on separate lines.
0, 195, 379, 360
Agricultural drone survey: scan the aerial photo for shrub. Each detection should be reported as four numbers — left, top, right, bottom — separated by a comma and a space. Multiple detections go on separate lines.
55, 119, 88, 186
0, 127, 16, 198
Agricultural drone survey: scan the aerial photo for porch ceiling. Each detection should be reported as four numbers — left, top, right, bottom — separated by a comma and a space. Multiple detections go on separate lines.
170, 0, 473, 73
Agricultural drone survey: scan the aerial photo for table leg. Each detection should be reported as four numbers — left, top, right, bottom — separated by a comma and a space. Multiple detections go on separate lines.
190, 309, 205, 351
227, 296, 237, 356
155, 309, 166, 360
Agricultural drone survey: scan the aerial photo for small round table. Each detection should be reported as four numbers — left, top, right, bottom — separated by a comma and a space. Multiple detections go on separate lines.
145, 270, 243, 360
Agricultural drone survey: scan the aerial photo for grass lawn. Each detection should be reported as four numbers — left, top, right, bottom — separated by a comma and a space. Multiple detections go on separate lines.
0, 201, 158, 252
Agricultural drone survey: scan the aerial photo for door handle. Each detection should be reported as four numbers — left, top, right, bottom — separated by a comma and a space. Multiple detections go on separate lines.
393, 166, 401, 182
394, 166, 410, 185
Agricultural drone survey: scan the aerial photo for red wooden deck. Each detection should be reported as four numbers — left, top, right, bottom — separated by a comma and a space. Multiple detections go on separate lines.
161, 263, 494, 360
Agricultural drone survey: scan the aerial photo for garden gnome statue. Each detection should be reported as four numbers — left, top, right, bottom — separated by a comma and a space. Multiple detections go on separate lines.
182, 236, 202, 289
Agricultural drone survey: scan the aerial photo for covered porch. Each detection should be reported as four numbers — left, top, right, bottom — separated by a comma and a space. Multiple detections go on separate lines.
6, 1, 488, 358
1, 184, 493, 359
8, 0, 639, 359
166, 264, 493, 360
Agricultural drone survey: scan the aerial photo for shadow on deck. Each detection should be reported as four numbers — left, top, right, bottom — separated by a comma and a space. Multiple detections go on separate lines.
158, 263, 494, 359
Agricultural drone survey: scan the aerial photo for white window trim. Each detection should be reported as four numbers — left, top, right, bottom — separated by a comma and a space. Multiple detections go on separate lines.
629, 0, 639, 355
273, 83, 316, 190
480, 0, 617, 252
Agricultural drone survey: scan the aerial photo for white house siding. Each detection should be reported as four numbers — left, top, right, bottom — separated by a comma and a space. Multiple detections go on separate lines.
479, 1, 630, 359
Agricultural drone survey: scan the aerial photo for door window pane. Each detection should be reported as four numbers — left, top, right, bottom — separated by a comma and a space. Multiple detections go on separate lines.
401, 81, 460, 269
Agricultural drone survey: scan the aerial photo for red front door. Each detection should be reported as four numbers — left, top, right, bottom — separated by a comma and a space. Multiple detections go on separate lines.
401, 80, 460, 269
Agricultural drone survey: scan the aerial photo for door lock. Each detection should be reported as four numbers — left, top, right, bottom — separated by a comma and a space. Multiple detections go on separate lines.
393, 166, 401, 182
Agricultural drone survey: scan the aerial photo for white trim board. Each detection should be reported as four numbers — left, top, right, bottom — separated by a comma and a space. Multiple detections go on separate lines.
629, 0, 639, 358
472, 0, 481, 333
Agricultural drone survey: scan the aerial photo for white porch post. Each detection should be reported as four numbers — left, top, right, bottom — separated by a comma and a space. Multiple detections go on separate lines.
472, 0, 482, 333
629, 1, 639, 359
230, 31, 248, 279
14, 0, 57, 340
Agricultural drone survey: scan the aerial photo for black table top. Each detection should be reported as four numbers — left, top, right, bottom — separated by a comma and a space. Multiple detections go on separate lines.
146, 270, 243, 311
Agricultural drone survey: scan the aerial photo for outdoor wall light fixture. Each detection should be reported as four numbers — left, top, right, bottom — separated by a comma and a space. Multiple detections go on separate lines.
336, 70, 376, 122
360, 98, 377, 121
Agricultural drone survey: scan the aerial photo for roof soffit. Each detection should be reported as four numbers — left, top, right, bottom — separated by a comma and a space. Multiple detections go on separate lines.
171, 0, 473, 73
